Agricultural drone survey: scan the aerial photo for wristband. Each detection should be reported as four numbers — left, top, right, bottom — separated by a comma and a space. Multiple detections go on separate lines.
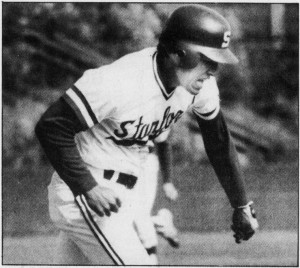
237, 201, 253, 209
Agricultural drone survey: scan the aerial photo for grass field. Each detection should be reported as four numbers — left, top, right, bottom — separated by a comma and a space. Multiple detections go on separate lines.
3, 230, 298, 266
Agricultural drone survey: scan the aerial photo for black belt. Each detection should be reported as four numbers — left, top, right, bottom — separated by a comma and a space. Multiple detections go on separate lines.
103, 170, 137, 189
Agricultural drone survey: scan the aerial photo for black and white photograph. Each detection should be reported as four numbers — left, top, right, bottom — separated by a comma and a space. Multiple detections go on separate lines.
2, 2, 299, 266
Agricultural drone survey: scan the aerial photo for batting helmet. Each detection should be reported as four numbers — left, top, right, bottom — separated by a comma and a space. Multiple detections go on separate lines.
159, 5, 238, 66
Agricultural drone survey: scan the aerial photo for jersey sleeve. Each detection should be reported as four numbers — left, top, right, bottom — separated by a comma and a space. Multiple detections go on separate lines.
62, 68, 117, 129
192, 76, 220, 120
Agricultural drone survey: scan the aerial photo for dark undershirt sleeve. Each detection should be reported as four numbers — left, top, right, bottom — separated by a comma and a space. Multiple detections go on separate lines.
156, 140, 173, 184
194, 110, 248, 208
35, 97, 98, 196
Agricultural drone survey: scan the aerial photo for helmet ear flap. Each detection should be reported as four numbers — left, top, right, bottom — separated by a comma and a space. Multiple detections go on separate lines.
168, 48, 198, 69
159, 43, 199, 69
177, 47, 200, 69
176, 49, 186, 58
168, 52, 181, 67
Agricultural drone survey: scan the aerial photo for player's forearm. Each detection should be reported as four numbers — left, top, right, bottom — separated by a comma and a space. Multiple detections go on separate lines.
35, 98, 98, 195
195, 110, 248, 208
156, 140, 173, 184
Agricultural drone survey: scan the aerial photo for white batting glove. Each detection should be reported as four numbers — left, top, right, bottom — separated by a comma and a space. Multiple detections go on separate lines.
163, 182, 179, 201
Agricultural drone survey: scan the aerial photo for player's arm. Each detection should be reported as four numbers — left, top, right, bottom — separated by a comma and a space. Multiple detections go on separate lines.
194, 110, 258, 243
194, 110, 247, 207
35, 78, 121, 217
156, 138, 178, 201
156, 140, 173, 184
35, 97, 97, 194
192, 77, 258, 243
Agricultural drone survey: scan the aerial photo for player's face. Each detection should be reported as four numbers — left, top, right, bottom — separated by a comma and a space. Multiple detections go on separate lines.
175, 54, 218, 95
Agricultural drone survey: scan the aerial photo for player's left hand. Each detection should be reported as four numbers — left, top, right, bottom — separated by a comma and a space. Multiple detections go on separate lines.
231, 201, 259, 244
163, 182, 179, 201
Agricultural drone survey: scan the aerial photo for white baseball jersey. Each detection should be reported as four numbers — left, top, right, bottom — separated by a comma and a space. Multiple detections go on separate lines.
64, 47, 220, 177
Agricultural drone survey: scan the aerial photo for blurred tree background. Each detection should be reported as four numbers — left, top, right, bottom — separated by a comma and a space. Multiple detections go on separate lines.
2, 3, 298, 235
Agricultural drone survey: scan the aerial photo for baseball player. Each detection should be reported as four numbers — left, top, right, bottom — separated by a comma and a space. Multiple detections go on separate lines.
133, 131, 179, 264
36, 4, 259, 265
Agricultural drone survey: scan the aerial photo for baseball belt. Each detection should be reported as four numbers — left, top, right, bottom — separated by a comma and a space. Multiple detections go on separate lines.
103, 169, 137, 189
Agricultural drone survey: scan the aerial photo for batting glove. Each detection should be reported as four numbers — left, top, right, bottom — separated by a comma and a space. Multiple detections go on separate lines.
163, 182, 179, 201
231, 201, 259, 244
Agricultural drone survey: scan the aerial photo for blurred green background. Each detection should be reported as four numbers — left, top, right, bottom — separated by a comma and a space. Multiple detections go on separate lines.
2, 3, 298, 236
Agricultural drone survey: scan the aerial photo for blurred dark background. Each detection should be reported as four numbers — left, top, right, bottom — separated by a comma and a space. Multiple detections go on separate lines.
2, 3, 298, 236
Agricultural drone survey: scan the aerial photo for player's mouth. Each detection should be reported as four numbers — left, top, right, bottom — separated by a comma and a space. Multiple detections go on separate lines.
191, 80, 204, 91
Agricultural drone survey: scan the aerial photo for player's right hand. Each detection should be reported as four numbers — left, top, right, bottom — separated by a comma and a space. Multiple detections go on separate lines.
84, 185, 122, 217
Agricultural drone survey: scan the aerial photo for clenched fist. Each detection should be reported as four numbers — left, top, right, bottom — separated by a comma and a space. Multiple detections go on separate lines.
231, 201, 259, 244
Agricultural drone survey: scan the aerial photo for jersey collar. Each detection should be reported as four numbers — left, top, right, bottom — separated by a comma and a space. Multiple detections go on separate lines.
152, 51, 175, 100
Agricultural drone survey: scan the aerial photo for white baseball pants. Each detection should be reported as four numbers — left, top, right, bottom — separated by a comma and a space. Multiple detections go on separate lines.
48, 171, 153, 265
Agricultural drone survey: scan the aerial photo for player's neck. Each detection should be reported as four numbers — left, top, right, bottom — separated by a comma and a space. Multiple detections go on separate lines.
156, 52, 177, 94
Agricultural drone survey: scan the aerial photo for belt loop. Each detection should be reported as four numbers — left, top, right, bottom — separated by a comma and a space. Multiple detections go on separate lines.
103, 169, 137, 189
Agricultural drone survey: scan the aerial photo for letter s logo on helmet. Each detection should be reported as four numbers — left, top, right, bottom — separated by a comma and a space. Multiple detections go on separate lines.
159, 5, 239, 65
222, 31, 231, 48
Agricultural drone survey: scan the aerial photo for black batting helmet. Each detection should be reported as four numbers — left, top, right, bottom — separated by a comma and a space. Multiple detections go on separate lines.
159, 4, 238, 65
